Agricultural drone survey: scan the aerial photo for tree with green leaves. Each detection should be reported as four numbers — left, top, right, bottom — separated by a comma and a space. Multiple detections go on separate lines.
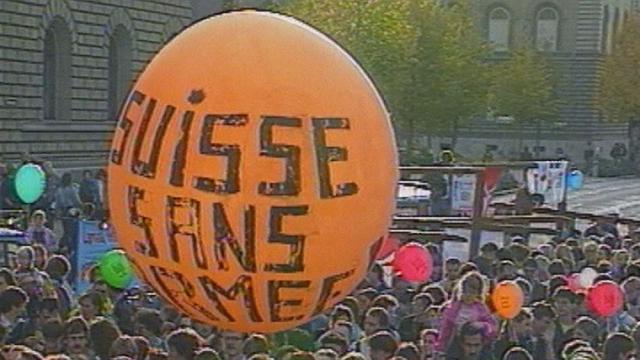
277, 0, 560, 159
276, 0, 490, 154
488, 48, 559, 152
275, 0, 415, 124
597, 16, 640, 170
402, 0, 491, 149
597, 16, 640, 123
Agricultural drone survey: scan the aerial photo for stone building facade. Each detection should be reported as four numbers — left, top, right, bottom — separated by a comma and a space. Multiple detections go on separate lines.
1, 0, 636, 168
0, 0, 192, 169
442, 0, 636, 162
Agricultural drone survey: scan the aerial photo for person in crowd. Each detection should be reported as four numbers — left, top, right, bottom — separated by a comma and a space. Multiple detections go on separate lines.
89, 317, 120, 360
445, 322, 492, 360
315, 348, 339, 360
368, 331, 398, 360
32, 244, 48, 271
76, 292, 108, 322
569, 316, 602, 351
218, 330, 245, 360
54, 173, 81, 254
493, 309, 534, 358
317, 331, 350, 357
24, 211, 57, 251
242, 334, 269, 358
78, 170, 99, 208
399, 293, 433, 342
109, 335, 139, 359
194, 348, 222, 360
472, 243, 498, 278
43, 255, 73, 316
134, 308, 164, 350
0, 268, 16, 293
514, 187, 534, 216
395, 342, 420, 360
440, 258, 462, 295
362, 307, 392, 338
167, 328, 204, 360
502, 346, 532, 360
63, 317, 91, 359
602, 333, 636, 360
530, 302, 556, 360
435, 271, 497, 353
551, 287, 579, 353
0, 287, 29, 341
4, 167, 640, 360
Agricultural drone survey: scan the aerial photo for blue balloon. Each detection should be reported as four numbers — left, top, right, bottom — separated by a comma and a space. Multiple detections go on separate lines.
566, 170, 584, 191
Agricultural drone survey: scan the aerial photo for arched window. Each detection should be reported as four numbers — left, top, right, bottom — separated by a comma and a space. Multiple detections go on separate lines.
108, 25, 132, 121
601, 5, 610, 53
536, 7, 559, 52
611, 7, 620, 51
489, 7, 511, 52
43, 17, 72, 121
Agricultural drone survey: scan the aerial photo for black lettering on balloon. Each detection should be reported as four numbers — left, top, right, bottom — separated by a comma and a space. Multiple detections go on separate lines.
150, 266, 220, 322
131, 100, 176, 178
212, 203, 257, 272
258, 116, 302, 196
313, 268, 356, 316
167, 196, 208, 270
195, 114, 248, 194
111, 90, 145, 165
198, 275, 263, 323
128, 186, 158, 258
126, 257, 154, 289
147, 266, 190, 313
169, 110, 195, 187
268, 280, 311, 322
312, 117, 358, 198
263, 206, 308, 273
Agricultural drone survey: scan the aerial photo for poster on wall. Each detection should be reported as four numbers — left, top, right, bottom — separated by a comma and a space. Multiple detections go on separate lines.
72, 221, 136, 294
526, 161, 568, 208
451, 174, 477, 217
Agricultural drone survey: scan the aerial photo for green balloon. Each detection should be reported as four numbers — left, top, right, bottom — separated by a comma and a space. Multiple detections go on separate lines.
98, 250, 133, 289
14, 164, 46, 204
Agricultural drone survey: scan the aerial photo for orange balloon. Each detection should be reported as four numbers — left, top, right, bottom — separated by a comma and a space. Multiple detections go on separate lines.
106, 11, 397, 333
490, 281, 524, 319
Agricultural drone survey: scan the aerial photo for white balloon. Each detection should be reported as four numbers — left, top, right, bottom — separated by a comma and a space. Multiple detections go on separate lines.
578, 267, 598, 288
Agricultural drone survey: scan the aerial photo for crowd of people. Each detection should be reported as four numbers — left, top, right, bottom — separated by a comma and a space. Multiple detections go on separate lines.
1, 157, 640, 359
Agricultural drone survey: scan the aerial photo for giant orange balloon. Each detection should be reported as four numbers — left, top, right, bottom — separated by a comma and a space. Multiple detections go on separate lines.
490, 281, 524, 319
106, 11, 397, 333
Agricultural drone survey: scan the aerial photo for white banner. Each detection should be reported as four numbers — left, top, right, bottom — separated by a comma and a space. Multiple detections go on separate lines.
526, 161, 568, 208
451, 174, 477, 217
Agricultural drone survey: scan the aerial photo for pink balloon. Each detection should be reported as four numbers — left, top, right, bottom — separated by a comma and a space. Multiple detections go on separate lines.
377, 235, 401, 260
392, 242, 432, 283
586, 280, 623, 317
566, 273, 582, 292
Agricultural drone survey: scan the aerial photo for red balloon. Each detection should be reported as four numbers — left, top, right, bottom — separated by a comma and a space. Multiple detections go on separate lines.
377, 235, 401, 260
586, 280, 623, 317
392, 243, 432, 283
